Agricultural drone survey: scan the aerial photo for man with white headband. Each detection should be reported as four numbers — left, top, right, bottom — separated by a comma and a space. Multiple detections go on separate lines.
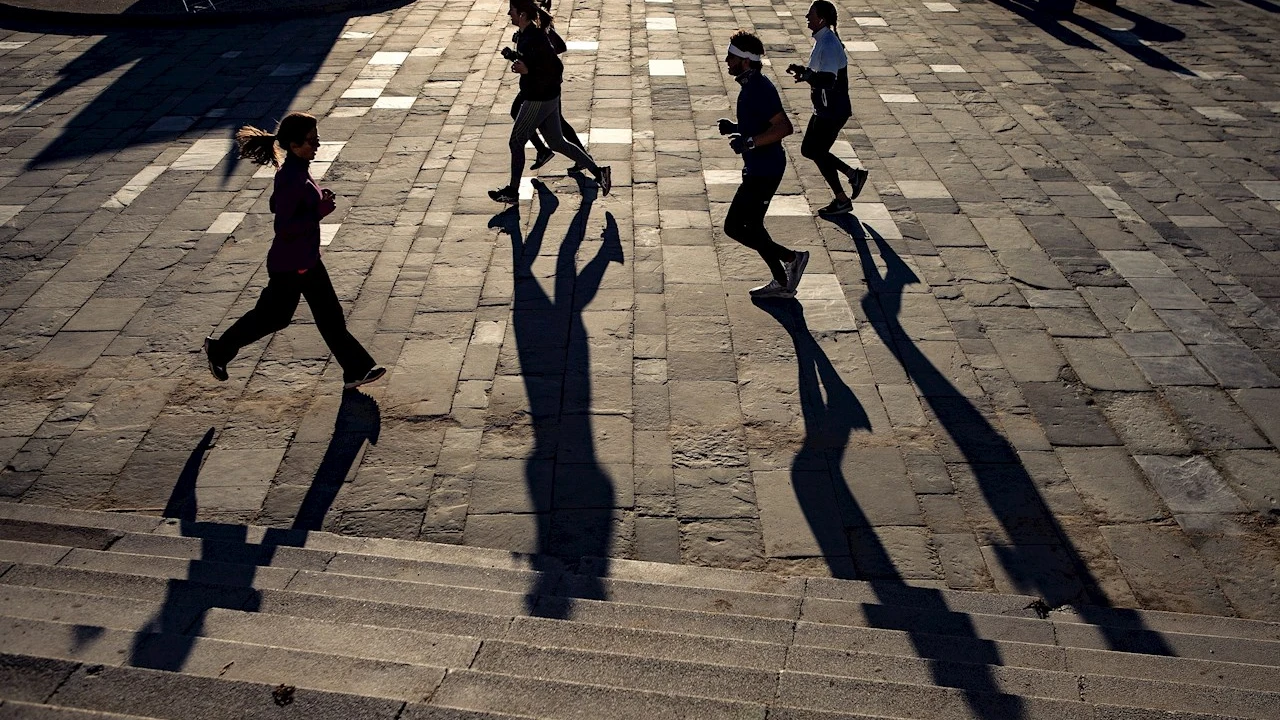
717, 31, 809, 298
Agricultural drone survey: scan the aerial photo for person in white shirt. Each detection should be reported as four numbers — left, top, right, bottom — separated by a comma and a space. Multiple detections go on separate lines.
787, 0, 869, 217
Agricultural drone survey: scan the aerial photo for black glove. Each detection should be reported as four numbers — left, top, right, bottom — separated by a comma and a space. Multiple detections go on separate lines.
717, 118, 739, 136
729, 134, 748, 154
787, 63, 811, 83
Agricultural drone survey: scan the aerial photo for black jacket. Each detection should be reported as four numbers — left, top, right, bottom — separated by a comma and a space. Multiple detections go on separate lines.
514, 24, 563, 101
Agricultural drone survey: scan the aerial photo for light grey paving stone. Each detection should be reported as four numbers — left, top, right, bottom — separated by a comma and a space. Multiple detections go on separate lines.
1191, 535, 1280, 623
776, 671, 1092, 720
1230, 388, 1280, 447
1060, 338, 1149, 391
429, 669, 763, 720
1128, 278, 1204, 310
1097, 392, 1194, 455
0, 700, 166, 719
471, 641, 778, 703
785, 646, 1079, 699
1133, 456, 1247, 515
1132, 356, 1216, 386
987, 331, 1067, 382
1163, 387, 1271, 449
1056, 448, 1168, 522
1189, 345, 1280, 388
1115, 332, 1188, 357
1022, 383, 1121, 447
0, 616, 446, 703
1099, 525, 1234, 616
1155, 309, 1243, 346
1216, 450, 1280, 515
47, 660, 405, 719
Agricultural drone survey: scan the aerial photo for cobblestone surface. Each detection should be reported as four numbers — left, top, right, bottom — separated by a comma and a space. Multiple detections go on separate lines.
1, 0, 1278, 620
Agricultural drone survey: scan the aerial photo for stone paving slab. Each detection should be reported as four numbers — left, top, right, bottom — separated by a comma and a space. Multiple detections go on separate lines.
0, 0, 1278, 624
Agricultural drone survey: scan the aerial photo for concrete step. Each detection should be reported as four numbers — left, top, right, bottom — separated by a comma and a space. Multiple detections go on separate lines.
7, 506, 1280, 650
0, 616, 447, 703
7, 542, 1280, 671
0, 652, 405, 719
0, 700, 163, 719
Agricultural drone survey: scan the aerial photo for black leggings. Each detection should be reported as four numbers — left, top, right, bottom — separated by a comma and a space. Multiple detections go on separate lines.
801, 114, 857, 196
510, 93, 585, 156
724, 174, 793, 286
211, 259, 374, 382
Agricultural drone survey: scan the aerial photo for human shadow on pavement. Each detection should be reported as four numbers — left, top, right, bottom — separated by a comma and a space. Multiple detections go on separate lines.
987, 0, 1193, 75
9, 13, 351, 171
128, 389, 380, 672
751, 298, 869, 576
770, 215, 1177, 716
488, 176, 622, 620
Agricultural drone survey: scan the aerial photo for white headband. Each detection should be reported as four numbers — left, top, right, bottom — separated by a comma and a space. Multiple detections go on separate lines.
728, 44, 761, 62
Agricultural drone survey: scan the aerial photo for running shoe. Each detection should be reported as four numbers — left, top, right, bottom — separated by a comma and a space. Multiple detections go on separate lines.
530, 149, 555, 170
203, 337, 228, 382
817, 198, 852, 217
748, 279, 795, 298
848, 168, 870, 200
784, 250, 810, 293
596, 165, 612, 196
488, 185, 518, 204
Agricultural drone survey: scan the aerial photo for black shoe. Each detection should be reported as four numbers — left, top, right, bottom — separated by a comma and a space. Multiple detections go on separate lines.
595, 165, 612, 196
567, 163, 584, 174
848, 168, 870, 200
530, 149, 555, 170
203, 337, 228, 382
817, 198, 853, 217
344, 366, 386, 390
489, 185, 518, 204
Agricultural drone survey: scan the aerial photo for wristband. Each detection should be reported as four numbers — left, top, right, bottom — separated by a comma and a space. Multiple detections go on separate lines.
745, 136, 756, 151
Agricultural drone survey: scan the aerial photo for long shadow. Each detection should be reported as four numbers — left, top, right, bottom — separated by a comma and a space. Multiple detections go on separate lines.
129, 389, 380, 671
488, 177, 621, 619
755, 216, 1177, 716
845, 217, 1176, 674
4, 12, 354, 171
986, 0, 1194, 75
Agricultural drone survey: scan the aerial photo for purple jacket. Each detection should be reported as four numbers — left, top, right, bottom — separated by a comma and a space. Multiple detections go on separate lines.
267, 154, 335, 273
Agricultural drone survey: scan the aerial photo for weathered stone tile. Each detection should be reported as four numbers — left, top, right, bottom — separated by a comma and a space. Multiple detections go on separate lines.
1100, 525, 1233, 616
1059, 338, 1148, 391
1134, 455, 1246, 515
1057, 447, 1167, 523
1163, 387, 1271, 449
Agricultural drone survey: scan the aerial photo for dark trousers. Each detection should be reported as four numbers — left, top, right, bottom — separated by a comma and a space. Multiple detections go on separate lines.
510, 94, 584, 156
211, 259, 374, 382
724, 174, 792, 286
801, 114, 857, 196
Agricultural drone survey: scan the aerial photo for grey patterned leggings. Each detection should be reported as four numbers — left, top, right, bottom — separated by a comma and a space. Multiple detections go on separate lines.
509, 95, 598, 189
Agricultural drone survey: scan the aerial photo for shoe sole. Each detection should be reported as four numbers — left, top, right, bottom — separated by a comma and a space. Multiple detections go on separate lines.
343, 367, 386, 390
530, 154, 555, 170
489, 194, 518, 204
817, 205, 852, 217
750, 290, 796, 299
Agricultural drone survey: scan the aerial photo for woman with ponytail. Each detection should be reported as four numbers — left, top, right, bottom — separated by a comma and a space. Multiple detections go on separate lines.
203, 112, 385, 390
490, 0, 611, 203
513, 0, 587, 172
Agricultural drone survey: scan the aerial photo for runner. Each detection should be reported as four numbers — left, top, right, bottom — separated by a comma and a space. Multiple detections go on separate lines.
203, 112, 385, 390
515, 0, 588, 172
717, 31, 809, 298
490, 0, 610, 203
787, 0, 869, 216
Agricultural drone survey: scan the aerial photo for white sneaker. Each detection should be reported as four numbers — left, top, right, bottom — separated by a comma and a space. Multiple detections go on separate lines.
749, 279, 795, 298
785, 250, 810, 292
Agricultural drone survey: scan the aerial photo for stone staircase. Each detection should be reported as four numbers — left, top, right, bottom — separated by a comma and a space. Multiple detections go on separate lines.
0, 501, 1277, 720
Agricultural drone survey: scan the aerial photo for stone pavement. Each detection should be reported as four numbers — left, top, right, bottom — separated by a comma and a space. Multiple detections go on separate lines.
0, 0, 1278, 622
